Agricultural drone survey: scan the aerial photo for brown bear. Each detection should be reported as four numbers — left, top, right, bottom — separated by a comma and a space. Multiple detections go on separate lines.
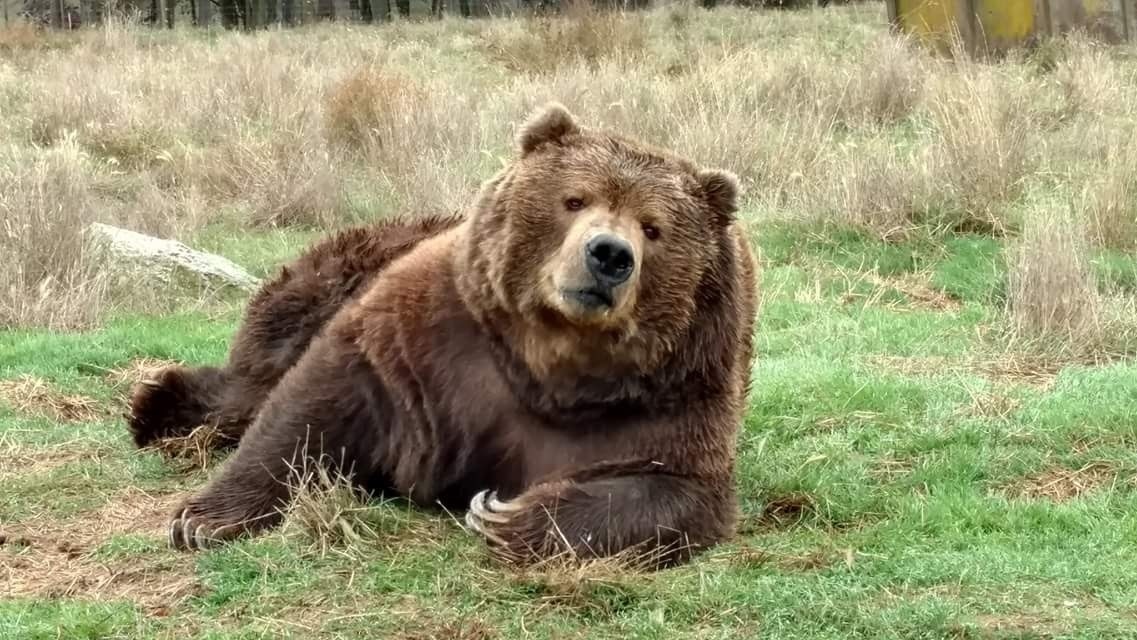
129, 103, 760, 568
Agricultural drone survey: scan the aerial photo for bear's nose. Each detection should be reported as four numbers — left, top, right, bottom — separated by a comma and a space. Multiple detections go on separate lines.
585, 234, 634, 288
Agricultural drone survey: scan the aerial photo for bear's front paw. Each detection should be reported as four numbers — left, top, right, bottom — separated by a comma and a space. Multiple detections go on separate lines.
464, 489, 525, 551
167, 503, 249, 551
465, 488, 597, 564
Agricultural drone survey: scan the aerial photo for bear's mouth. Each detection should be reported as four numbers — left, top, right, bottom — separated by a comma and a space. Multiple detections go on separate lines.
565, 287, 613, 310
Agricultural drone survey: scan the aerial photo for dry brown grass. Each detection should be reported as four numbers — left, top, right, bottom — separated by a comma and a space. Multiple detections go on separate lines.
1003, 463, 1117, 502
864, 353, 1062, 389
3, 5, 1137, 335
0, 22, 77, 52
840, 34, 927, 126
147, 423, 233, 472
1083, 137, 1137, 250
819, 137, 931, 239
102, 357, 182, 392
277, 459, 445, 560
0, 437, 111, 482
481, 0, 648, 75
740, 491, 816, 532
0, 375, 102, 422
214, 132, 344, 229
833, 267, 961, 311
1006, 208, 1104, 347
973, 354, 1064, 388
926, 69, 1035, 235
324, 66, 429, 155
721, 543, 839, 572
0, 487, 198, 613
0, 140, 111, 329
501, 552, 650, 618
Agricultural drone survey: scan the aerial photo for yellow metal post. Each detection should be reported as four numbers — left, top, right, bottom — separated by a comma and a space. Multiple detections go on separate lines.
887, 0, 1136, 52
891, 0, 971, 53
974, 0, 1036, 51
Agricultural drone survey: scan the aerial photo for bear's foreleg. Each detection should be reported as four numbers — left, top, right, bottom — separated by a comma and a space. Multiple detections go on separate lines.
465, 463, 735, 569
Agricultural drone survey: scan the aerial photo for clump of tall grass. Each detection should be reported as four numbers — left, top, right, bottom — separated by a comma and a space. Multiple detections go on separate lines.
0, 138, 108, 329
1004, 203, 1137, 362
481, 0, 648, 74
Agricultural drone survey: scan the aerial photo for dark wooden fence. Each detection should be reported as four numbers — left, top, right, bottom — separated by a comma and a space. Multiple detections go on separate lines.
2, 0, 840, 29
4, 0, 682, 29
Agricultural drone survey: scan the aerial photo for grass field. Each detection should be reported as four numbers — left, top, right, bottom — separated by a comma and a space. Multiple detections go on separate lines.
4, 2, 1137, 638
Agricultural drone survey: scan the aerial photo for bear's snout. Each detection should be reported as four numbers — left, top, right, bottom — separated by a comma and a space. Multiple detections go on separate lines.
544, 214, 643, 324
585, 233, 634, 289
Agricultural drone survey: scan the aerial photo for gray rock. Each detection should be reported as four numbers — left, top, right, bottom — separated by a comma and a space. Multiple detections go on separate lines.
86, 223, 261, 292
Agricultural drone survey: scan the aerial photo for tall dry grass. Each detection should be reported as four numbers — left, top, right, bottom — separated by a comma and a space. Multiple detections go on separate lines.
1007, 208, 1103, 347
1004, 201, 1137, 362
2, 4, 1136, 333
481, 0, 649, 75
0, 137, 109, 329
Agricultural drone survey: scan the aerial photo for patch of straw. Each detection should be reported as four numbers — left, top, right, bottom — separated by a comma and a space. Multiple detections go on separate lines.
0, 375, 101, 423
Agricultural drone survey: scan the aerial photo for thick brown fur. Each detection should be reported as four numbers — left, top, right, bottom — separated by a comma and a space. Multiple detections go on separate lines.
128, 213, 463, 449
144, 103, 760, 569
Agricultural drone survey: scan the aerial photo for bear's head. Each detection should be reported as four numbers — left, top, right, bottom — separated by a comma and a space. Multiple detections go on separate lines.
457, 103, 742, 380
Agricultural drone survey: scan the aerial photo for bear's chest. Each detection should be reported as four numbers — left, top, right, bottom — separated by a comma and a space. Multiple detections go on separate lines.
406, 314, 653, 494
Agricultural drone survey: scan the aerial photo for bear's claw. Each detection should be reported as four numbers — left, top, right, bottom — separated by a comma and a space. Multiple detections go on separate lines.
168, 507, 243, 551
465, 490, 515, 547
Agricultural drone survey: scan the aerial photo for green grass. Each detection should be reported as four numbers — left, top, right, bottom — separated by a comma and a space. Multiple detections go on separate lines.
3, 218, 1136, 639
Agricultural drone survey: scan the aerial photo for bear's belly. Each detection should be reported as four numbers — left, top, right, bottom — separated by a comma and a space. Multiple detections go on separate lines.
409, 405, 648, 509
386, 354, 648, 509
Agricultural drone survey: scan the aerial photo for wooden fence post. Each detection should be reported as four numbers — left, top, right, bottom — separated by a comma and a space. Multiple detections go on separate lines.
1121, 0, 1132, 42
198, 0, 214, 26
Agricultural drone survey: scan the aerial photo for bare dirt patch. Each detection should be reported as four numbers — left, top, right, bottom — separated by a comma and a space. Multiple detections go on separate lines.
496, 555, 650, 620
1003, 463, 1117, 502
967, 599, 1124, 638
722, 544, 839, 573
0, 487, 199, 613
830, 267, 962, 312
395, 620, 498, 640
0, 375, 102, 422
0, 444, 104, 482
973, 354, 1063, 389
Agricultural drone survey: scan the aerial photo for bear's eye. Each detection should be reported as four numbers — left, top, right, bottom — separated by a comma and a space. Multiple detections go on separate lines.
642, 224, 661, 241
564, 198, 586, 212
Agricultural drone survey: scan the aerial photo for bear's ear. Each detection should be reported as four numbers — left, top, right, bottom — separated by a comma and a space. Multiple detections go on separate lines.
697, 169, 740, 226
517, 102, 580, 155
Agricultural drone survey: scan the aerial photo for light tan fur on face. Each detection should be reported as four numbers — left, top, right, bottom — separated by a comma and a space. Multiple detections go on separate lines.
540, 208, 644, 329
